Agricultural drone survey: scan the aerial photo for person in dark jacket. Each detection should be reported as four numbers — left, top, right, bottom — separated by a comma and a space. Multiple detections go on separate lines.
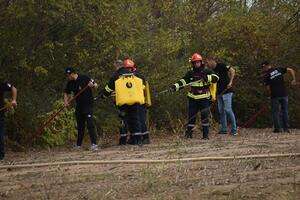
110, 60, 129, 145
170, 53, 219, 139
261, 61, 297, 133
0, 80, 17, 160
130, 62, 150, 145
102, 59, 147, 145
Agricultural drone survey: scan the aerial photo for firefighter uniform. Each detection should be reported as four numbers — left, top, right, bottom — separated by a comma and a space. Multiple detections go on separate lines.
103, 65, 146, 145
171, 54, 219, 139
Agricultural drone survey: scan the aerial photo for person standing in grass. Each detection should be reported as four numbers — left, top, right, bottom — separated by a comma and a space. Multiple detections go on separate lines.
102, 59, 146, 145
261, 61, 297, 133
64, 67, 99, 151
170, 53, 219, 140
205, 56, 238, 136
0, 80, 17, 160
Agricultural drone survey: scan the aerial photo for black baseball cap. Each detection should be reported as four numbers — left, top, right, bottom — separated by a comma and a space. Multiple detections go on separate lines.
64, 67, 75, 74
260, 61, 269, 68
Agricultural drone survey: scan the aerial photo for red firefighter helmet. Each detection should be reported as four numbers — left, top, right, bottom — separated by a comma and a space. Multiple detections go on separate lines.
123, 59, 135, 68
191, 53, 203, 62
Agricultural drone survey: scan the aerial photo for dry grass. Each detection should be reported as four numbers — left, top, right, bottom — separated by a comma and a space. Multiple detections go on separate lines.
0, 128, 299, 200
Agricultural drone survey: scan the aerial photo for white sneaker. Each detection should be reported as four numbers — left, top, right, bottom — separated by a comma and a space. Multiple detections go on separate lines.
73, 145, 81, 150
89, 144, 99, 151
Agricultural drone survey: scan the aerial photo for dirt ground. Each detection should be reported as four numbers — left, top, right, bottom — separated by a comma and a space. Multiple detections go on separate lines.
0, 128, 299, 200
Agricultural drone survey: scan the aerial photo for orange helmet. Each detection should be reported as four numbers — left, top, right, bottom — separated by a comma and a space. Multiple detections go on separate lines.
123, 59, 135, 68
191, 53, 203, 63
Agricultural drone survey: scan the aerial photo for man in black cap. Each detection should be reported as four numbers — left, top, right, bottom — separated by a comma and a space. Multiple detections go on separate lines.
0, 80, 17, 160
261, 61, 297, 133
64, 67, 99, 150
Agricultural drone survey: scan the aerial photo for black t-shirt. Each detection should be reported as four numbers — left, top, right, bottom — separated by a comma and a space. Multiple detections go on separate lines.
214, 63, 233, 95
0, 80, 13, 118
64, 75, 94, 109
264, 67, 287, 98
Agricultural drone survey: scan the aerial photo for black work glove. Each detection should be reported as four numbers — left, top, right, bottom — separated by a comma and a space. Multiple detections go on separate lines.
169, 85, 176, 92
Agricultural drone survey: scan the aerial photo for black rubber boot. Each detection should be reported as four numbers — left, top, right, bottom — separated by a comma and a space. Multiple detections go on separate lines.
118, 136, 127, 145
185, 126, 193, 139
185, 130, 193, 139
137, 135, 143, 146
142, 134, 150, 144
127, 136, 138, 145
202, 131, 209, 140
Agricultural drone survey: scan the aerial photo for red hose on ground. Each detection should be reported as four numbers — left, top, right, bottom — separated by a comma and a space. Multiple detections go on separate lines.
241, 100, 270, 128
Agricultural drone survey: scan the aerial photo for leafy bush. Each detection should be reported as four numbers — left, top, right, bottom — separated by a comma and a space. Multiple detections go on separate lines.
36, 101, 76, 147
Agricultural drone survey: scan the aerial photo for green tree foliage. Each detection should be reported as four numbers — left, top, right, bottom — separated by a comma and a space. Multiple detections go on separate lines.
0, 0, 299, 147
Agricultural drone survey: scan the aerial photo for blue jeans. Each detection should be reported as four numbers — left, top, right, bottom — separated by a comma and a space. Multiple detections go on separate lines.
217, 92, 237, 134
0, 119, 4, 160
271, 96, 289, 131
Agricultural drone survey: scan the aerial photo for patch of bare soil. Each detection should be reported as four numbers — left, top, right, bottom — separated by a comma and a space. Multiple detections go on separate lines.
0, 128, 299, 200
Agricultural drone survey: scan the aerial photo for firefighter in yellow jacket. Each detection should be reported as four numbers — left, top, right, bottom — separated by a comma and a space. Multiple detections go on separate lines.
170, 53, 219, 139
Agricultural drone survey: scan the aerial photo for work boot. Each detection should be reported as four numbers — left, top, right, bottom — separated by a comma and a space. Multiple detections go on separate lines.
185, 130, 193, 139
142, 134, 150, 144
202, 132, 209, 140
273, 129, 282, 133
119, 136, 127, 145
283, 129, 290, 133
137, 136, 143, 146
185, 125, 194, 139
127, 136, 138, 145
